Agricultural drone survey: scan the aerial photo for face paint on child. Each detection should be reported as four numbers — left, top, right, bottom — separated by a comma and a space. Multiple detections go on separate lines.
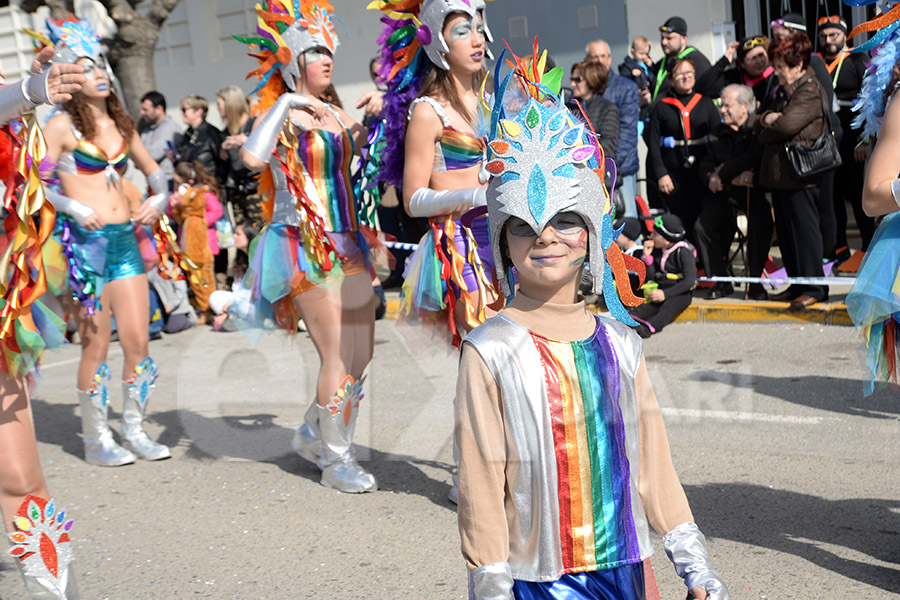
448, 16, 485, 42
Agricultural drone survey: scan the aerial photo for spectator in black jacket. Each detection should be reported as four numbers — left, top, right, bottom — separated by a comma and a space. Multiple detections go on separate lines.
568, 61, 619, 160
696, 35, 775, 105
647, 16, 712, 105
646, 58, 721, 241
694, 84, 772, 300
174, 95, 225, 185
817, 16, 875, 259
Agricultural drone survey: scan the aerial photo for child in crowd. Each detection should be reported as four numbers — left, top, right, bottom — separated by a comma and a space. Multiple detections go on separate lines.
629, 213, 697, 338
169, 161, 223, 322
619, 35, 652, 90
456, 97, 728, 599
209, 221, 259, 332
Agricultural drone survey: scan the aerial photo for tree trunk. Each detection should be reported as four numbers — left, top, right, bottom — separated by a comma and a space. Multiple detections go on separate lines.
109, 50, 156, 118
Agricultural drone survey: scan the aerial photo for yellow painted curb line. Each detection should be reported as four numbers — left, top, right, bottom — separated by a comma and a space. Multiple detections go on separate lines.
383, 297, 852, 326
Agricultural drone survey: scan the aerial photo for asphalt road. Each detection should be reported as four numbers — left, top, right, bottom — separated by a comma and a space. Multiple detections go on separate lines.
0, 318, 897, 599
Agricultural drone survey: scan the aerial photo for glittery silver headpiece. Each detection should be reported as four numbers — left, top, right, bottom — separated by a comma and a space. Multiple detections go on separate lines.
279, 3, 340, 91
485, 99, 610, 297
419, 0, 494, 70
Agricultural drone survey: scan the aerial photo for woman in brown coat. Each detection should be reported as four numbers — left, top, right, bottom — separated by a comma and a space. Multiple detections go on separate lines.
756, 32, 829, 308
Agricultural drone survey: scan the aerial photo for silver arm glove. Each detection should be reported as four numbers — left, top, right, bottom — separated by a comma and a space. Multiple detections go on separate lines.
46, 188, 95, 227
242, 93, 310, 162
0, 63, 57, 125
663, 522, 730, 599
146, 167, 169, 214
891, 179, 900, 210
470, 562, 514, 600
407, 186, 486, 218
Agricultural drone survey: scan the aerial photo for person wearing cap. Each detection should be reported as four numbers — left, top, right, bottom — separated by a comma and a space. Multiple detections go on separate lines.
585, 39, 641, 219
696, 34, 775, 105
646, 57, 720, 241
817, 16, 875, 263
649, 16, 711, 103
628, 213, 697, 337
695, 84, 772, 301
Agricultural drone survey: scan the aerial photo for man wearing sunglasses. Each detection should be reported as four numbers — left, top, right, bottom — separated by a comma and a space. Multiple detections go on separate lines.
816, 16, 876, 262
696, 34, 775, 106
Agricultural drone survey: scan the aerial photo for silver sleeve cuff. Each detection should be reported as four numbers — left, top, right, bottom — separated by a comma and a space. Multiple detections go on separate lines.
147, 167, 166, 196
663, 522, 731, 599
46, 188, 94, 226
25, 63, 54, 106
0, 79, 38, 126
242, 93, 309, 162
147, 193, 169, 215
407, 186, 486, 218
891, 179, 900, 210
470, 562, 514, 600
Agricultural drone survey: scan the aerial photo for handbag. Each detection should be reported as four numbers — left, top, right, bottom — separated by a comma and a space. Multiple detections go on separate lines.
784, 82, 842, 180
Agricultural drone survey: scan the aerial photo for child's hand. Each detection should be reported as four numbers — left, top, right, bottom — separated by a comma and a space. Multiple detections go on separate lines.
648, 289, 665, 303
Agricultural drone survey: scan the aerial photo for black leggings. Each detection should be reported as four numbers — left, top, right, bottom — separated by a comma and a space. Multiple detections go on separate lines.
630, 292, 692, 333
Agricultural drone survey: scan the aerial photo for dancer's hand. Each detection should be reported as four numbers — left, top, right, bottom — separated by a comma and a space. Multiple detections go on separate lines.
688, 588, 708, 599
356, 90, 384, 117
135, 201, 162, 226
82, 212, 105, 231
31, 46, 85, 104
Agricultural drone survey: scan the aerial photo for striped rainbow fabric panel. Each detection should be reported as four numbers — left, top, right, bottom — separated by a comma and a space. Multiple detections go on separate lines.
531, 326, 642, 571
73, 139, 129, 175
296, 128, 358, 233
439, 127, 484, 171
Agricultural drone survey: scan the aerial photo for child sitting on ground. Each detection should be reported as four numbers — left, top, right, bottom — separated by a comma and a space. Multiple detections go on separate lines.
456, 95, 728, 599
629, 213, 697, 338
209, 221, 259, 332
168, 161, 223, 323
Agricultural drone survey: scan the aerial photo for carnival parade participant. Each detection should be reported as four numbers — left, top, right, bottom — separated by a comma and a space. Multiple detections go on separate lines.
0, 45, 85, 599
369, 0, 502, 348
237, 1, 378, 493
844, 2, 900, 395
37, 18, 171, 467
456, 74, 730, 600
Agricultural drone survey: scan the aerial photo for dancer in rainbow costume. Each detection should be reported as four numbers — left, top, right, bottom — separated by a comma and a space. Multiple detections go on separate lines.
455, 62, 730, 600
368, 0, 501, 348
0, 45, 85, 599
36, 18, 171, 467
237, 0, 379, 493
844, 0, 900, 394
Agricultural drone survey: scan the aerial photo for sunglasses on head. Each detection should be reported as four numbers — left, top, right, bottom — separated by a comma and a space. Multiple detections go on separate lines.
742, 36, 767, 51
818, 15, 844, 27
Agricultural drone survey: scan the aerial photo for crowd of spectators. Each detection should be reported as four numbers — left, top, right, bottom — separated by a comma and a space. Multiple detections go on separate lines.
568, 11, 866, 324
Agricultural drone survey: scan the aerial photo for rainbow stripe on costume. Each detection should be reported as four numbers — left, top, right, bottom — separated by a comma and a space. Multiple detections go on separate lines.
296, 127, 357, 233
532, 329, 641, 571
72, 139, 129, 176
438, 127, 484, 171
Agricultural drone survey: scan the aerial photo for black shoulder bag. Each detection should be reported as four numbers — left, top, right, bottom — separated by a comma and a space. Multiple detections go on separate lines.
784, 81, 842, 180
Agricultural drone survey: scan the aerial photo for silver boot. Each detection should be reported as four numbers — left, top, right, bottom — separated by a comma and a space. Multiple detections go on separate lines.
291, 401, 322, 466
120, 357, 171, 461
317, 376, 377, 493
9, 495, 80, 599
78, 363, 135, 467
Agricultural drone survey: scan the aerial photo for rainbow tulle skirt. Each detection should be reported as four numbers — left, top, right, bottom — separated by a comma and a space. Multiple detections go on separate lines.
846, 212, 900, 395
0, 298, 66, 380
400, 217, 499, 347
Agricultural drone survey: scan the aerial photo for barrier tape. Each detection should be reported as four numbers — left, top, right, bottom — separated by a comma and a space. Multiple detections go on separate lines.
697, 276, 856, 286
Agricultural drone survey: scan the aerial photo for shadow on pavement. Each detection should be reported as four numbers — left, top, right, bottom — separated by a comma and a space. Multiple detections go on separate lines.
686, 482, 900, 593
30, 400, 456, 510
684, 371, 900, 418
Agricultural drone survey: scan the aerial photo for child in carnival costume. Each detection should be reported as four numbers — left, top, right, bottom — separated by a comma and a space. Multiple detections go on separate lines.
844, 0, 900, 395
35, 17, 171, 468
0, 45, 85, 599
368, 0, 502, 348
237, 0, 383, 493
455, 63, 730, 599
